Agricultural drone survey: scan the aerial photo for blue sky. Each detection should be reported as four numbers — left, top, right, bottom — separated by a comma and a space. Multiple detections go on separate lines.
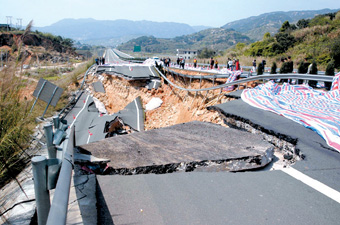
0, 0, 339, 27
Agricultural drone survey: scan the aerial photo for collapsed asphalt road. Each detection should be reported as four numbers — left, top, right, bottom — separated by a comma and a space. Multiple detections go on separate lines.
66, 49, 340, 225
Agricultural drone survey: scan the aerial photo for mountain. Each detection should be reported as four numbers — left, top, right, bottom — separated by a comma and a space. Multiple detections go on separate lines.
192, 25, 212, 32
117, 28, 250, 53
35, 18, 205, 46
222, 8, 340, 41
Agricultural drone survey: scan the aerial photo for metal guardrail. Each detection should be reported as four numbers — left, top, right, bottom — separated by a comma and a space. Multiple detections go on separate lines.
157, 67, 334, 92
31, 55, 334, 224
46, 126, 75, 225
58, 64, 96, 119
32, 64, 95, 225
112, 49, 147, 63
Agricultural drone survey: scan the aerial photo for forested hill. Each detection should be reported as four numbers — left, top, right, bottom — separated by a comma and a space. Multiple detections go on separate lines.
222, 8, 340, 41
228, 11, 340, 69
117, 28, 250, 53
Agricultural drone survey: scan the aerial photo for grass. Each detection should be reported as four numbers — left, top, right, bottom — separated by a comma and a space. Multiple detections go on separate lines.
0, 57, 94, 189
0, 63, 33, 188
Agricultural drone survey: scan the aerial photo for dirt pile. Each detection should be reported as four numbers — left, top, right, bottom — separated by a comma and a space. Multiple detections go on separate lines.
87, 72, 233, 130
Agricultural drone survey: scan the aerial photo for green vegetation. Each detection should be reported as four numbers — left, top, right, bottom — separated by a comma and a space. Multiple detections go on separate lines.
308, 62, 318, 87
33, 30, 74, 49
0, 21, 94, 187
0, 66, 33, 187
325, 60, 335, 90
198, 48, 216, 59
118, 28, 250, 54
270, 62, 277, 74
224, 11, 340, 70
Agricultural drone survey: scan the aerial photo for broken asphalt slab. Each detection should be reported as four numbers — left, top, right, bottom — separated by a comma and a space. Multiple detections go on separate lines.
80, 121, 274, 173
64, 92, 144, 146
208, 99, 340, 191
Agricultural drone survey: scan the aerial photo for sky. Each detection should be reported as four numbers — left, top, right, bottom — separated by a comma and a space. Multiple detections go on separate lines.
0, 0, 339, 28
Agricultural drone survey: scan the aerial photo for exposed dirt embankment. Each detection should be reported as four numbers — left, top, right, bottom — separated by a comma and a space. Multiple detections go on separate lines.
87, 72, 232, 130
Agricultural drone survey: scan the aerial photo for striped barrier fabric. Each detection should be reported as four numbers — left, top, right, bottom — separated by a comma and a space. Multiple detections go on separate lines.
223, 71, 242, 91
241, 73, 340, 152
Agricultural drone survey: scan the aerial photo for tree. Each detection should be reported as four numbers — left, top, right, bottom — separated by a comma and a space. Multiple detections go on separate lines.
198, 48, 215, 59
263, 32, 271, 40
257, 62, 264, 75
270, 62, 277, 74
325, 60, 335, 90
330, 37, 340, 69
280, 21, 291, 33
275, 33, 296, 52
297, 61, 309, 84
280, 62, 291, 74
297, 19, 310, 29
308, 62, 318, 87
279, 21, 296, 33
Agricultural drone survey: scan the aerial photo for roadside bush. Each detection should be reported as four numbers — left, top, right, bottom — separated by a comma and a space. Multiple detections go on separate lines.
0, 68, 32, 187
270, 62, 277, 74
257, 62, 264, 75
275, 33, 296, 52
325, 60, 335, 90
308, 61, 318, 87
198, 48, 216, 59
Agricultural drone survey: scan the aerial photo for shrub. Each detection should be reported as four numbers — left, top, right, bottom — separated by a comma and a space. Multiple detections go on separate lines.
308, 61, 318, 87
330, 37, 340, 69
297, 19, 310, 29
270, 62, 277, 74
257, 62, 264, 75
280, 62, 291, 74
325, 60, 335, 90
0, 68, 32, 187
275, 33, 296, 52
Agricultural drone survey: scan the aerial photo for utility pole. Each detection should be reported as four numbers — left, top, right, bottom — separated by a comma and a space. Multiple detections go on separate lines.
17, 18, 22, 30
6, 16, 11, 31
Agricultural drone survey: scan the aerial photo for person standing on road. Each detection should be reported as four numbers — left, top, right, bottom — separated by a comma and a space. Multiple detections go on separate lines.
236, 59, 240, 71
228, 58, 233, 70
180, 58, 185, 69
210, 57, 214, 69
252, 59, 256, 72
215, 59, 218, 69
177, 57, 180, 66
193, 58, 197, 68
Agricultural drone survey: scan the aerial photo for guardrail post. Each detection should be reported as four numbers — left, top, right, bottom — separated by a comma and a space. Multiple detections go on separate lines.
53, 116, 60, 130
32, 156, 50, 225
44, 124, 56, 159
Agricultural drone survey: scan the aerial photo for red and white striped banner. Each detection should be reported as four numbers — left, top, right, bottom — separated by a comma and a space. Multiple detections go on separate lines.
241, 73, 340, 152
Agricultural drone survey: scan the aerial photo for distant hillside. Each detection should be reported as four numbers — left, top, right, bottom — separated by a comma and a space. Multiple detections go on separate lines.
117, 28, 250, 53
225, 11, 340, 69
222, 8, 340, 40
35, 18, 207, 46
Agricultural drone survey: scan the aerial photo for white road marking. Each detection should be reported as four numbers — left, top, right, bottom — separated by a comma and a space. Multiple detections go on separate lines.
149, 66, 156, 77
70, 95, 90, 128
86, 131, 91, 144
281, 167, 340, 204
134, 98, 140, 131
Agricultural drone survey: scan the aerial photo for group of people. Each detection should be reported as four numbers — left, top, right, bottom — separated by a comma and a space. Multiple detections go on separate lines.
209, 58, 219, 69
227, 58, 241, 71
160, 57, 171, 67
95, 57, 105, 65
176, 57, 186, 69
